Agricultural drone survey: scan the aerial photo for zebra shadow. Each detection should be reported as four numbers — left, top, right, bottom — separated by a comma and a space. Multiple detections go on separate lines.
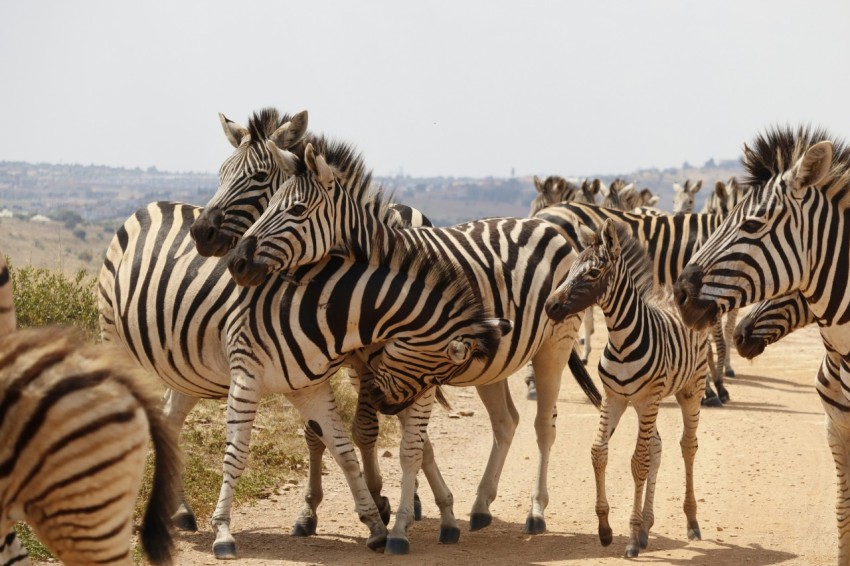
175, 517, 798, 564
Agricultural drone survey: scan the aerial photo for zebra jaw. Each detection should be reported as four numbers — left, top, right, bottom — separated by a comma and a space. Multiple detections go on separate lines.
673, 265, 721, 331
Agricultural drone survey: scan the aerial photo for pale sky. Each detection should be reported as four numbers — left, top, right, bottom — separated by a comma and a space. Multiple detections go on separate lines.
1, 1, 849, 178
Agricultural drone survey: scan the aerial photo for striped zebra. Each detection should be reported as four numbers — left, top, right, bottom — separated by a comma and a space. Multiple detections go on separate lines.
734, 291, 815, 359
0, 324, 180, 566
190, 107, 438, 534
530, 175, 579, 214
534, 202, 730, 406
227, 141, 601, 554
99, 201, 502, 558
545, 219, 709, 557
671, 179, 703, 214
672, 125, 850, 565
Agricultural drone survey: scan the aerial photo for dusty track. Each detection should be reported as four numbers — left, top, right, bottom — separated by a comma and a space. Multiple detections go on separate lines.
172, 310, 834, 565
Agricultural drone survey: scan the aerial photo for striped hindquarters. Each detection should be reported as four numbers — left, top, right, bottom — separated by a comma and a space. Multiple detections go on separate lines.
0, 327, 179, 566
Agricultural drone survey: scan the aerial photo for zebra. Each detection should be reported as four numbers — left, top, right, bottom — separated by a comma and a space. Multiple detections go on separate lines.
600, 178, 640, 211
227, 140, 602, 554
0, 253, 14, 336
526, 175, 600, 401
99, 201, 504, 558
545, 219, 709, 557
190, 108, 437, 529
672, 125, 850, 565
0, 324, 180, 566
534, 201, 730, 406
671, 179, 703, 214
733, 291, 815, 360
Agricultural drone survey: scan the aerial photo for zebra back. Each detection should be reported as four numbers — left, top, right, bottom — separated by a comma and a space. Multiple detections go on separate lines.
0, 326, 179, 566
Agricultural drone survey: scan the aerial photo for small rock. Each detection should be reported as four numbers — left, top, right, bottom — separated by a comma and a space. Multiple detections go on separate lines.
382, 450, 393, 458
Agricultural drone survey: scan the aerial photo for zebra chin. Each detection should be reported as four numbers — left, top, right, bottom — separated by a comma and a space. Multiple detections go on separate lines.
675, 296, 720, 331
544, 292, 586, 323
733, 324, 768, 359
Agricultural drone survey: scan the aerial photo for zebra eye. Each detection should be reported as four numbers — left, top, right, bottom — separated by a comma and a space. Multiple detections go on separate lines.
740, 218, 764, 234
288, 203, 308, 217
252, 171, 269, 182
586, 268, 601, 279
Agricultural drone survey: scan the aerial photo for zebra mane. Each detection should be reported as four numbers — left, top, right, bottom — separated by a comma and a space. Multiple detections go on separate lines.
246, 108, 301, 142
743, 125, 850, 198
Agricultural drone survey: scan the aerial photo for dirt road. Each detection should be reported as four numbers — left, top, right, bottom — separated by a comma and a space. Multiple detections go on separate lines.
172, 311, 835, 565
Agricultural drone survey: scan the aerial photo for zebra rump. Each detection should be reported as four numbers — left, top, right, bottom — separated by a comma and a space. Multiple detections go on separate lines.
0, 327, 179, 566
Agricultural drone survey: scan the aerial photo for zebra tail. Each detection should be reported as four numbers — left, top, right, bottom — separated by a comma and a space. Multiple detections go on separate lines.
435, 386, 452, 411
139, 407, 181, 565
568, 348, 602, 409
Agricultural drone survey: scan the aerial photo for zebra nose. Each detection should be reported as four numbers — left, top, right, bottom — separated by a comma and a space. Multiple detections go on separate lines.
674, 264, 704, 308
227, 237, 260, 285
191, 207, 225, 254
545, 296, 568, 322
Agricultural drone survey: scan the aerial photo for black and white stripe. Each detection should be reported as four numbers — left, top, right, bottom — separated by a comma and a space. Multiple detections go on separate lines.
0, 326, 179, 566
733, 291, 815, 359
546, 220, 709, 557
673, 125, 850, 565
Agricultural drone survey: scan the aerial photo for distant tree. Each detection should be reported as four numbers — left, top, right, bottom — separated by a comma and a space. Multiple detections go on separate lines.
54, 209, 83, 229
72, 228, 86, 241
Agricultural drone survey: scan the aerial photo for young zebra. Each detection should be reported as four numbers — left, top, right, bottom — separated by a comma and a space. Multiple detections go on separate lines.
673, 125, 850, 565
671, 179, 703, 214
100, 200, 504, 558
535, 201, 731, 406
0, 325, 180, 566
734, 291, 815, 359
227, 141, 601, 554
545, 219, 710, 558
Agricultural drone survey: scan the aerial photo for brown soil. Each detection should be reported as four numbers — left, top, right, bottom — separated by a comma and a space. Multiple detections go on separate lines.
171, 309, 834, 566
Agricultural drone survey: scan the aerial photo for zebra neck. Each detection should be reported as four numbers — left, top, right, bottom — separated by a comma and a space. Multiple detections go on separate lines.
597, 266, 648, 337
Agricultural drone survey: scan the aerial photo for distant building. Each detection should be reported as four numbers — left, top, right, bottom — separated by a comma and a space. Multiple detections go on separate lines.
30, 214, 52, 222
0, 209, 12, 218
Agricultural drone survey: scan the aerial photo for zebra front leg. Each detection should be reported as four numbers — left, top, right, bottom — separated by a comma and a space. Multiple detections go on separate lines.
723, 310, 738, 377
291, 425, 325, 537
592, 395, 628, 547
161, 388, 200, 532
677, 386, 703, 543
386, 389, 436, 555
625, 400, 658, 558
0, 530, 30, 566
421, 432, 460, 544
581, 307, 594, 364
822, 354, 850, 565
524, 341, 569, 534
287, 381, 387, 552
352, 371, 393, 525
711, 319, 730, 403
469, 380, 518, 531
639, 427, 662, 549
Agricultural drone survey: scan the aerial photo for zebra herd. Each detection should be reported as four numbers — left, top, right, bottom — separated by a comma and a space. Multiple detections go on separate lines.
1, 111, 848, 564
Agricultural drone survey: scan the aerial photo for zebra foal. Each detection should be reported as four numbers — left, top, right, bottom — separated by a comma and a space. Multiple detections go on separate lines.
734, 291, 815, 360
546, 219, 710, 557
0, 325, 179, 566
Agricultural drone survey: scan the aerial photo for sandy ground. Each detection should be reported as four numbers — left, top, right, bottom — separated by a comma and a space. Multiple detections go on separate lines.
170, 309, 835, 566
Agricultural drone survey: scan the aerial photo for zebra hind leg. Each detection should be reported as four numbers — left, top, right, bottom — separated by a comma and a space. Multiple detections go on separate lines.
291, 426, 325, 537
639, 428, 662, 549
161, 388, 200, 532
625, 401, 658, 558
723, 310, 738, 377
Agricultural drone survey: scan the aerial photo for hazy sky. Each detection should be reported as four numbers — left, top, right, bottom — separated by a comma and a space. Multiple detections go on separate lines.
2, 1, 849, 178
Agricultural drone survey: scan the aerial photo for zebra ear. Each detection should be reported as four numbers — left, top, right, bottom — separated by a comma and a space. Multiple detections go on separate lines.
786, 140, 833, 194
594, 179, 608, 197
576, 224, 596, 248
673, 182, 684, 194
304, 143, 335, 187
600, 219, 621, 260
269, 110, 309, 150
714, 181, 727, 201
265, 140, 300, 175
219, 113, 250, 148
692, 180, 703, 193
533, 176, 545, 193
647, 195, 659, 206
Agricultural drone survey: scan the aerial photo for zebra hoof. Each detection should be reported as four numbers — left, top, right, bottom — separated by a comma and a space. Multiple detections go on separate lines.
385, 537, 409, 555
414, 493, 423, 521
469, 512, 492, 531
213, 541, 237, 560
378, 496, 392, 525
688, 523, 702, 541
725, 368, 736, 378
701, 393, 723, 408
366, 531, 388, 552
719, 389, 730, 404
523, 514, 546, 534
599, 526, 613, 546
290, 516, 317, 537
624, 544, 640, 558
439, 526, 461, 544
639, 529, 649, 549
172, 510, 198, 532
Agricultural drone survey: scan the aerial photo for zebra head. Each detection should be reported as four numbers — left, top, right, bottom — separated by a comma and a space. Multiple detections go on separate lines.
545, 219, 619, 322
191, 108, 309, 257
227, 142, 337, 286
368, 318, 513, 415
529, 175, 576, 216
672, 179, 702, 214
674, 129, 837, 331
733, 291, 814, 359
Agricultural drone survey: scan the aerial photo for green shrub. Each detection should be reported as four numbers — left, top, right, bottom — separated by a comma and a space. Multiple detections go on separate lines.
9, 262, 99, 338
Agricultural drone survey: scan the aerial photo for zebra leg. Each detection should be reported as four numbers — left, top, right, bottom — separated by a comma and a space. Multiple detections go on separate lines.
161, 388, 200, 532
287, 381, 387, 552
712, 320, 729, 403
0, 531, 30, 566
723, 309, 738, 377
525, 364, 537, 401
386, 389, 436, 555
581, 307, 594, 364
469, 380, 519, 531
593, 395, 628, 547
351, 371, 393, 525
291, 425, 325, 537
677, 386, 703, 543
820, 353, 850, 565
625, 400, 658, 558
524, 340, 570, 535
421, 433, 460, 544
639, 426, 662, 549
701, 337, 725, 407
